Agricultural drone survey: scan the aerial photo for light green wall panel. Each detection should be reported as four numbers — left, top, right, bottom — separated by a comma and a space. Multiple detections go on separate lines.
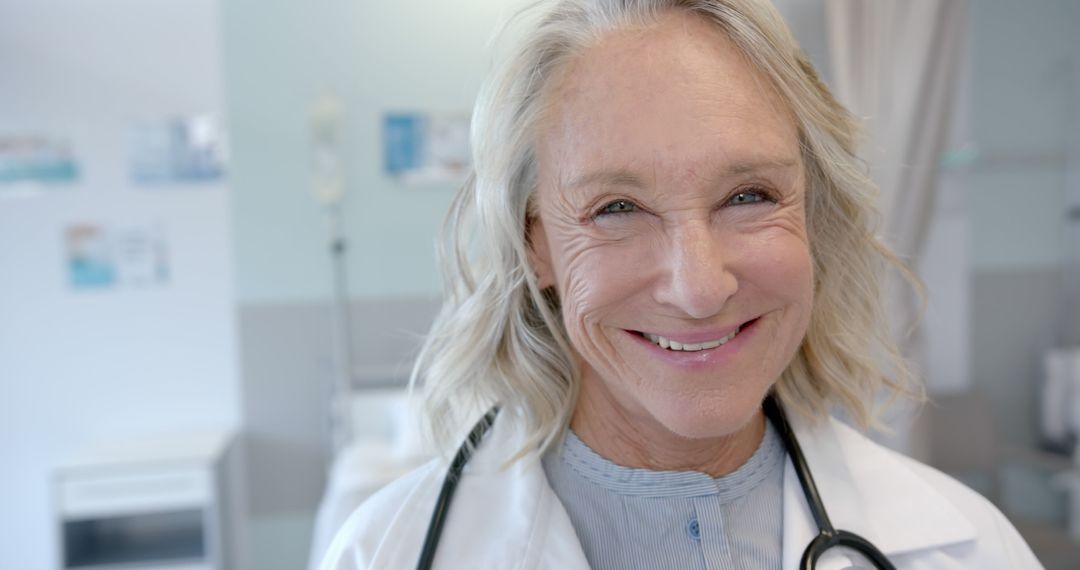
222, 0, 520, 303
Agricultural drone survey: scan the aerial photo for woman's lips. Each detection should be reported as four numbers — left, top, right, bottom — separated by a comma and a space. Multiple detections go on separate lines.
632, 318, 758, 346
644, 328, 739, 351
625, 317, 761, 366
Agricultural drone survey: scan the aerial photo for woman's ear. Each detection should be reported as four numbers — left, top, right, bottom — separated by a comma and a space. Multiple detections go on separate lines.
526, 216, 555, 290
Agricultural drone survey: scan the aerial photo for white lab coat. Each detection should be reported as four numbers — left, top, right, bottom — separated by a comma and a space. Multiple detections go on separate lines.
319, 410, 1043, 569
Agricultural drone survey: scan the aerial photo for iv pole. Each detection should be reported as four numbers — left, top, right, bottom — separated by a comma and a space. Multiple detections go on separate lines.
310, 94, 355, 456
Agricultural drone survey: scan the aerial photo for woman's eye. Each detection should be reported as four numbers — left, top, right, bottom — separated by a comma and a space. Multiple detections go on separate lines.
598, 200, 638, 215
727, 190, 769, 206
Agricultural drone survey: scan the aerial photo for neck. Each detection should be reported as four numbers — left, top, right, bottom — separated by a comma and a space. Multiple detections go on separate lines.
569, 383, 766, 477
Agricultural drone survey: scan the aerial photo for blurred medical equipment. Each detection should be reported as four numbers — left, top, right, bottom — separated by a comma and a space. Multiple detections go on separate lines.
1041, 348, 1080, 453
310, 93, 357, 455
1040, 347, 1080, 539
307, 388, 429, 570
307, 93, 437, 568
930, 388, 1080, 568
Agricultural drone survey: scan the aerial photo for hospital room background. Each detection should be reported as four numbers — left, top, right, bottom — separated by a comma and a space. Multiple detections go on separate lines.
1, 0, 1079, 568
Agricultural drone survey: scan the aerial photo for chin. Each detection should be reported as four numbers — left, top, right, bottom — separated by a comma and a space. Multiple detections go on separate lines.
645, 390, 766, 440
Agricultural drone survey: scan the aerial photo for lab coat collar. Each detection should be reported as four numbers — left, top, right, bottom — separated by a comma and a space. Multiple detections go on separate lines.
368, 409, 978, 569
780, 411, 978, 569
368, 416, 592, 569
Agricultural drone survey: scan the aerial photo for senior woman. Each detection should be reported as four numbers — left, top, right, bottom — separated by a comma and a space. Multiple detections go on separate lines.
322, 0, 1040, 568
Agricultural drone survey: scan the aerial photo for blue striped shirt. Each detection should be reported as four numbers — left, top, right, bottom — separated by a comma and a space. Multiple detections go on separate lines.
541, 421, 785, 570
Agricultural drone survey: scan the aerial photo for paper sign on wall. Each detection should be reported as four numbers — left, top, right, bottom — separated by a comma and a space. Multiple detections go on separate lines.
66, 223, 170, 290
67, 224, 116, 289
382, 112, 470, 184
0, 134, 79, 193
129, 115, 227, 185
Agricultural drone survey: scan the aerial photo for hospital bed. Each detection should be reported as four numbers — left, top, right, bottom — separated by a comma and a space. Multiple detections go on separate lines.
307, 384, 430, 570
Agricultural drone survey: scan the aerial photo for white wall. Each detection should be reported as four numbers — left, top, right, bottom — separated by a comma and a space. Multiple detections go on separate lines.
0, 1, 240, 568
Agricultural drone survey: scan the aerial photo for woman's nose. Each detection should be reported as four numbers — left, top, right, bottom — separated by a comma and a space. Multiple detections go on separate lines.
653, 221, 738, 320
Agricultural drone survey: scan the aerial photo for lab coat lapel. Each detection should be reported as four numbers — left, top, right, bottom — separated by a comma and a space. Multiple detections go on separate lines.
780, 411, 978, 569
370, 416, 591, 570
780, 457, 864, 570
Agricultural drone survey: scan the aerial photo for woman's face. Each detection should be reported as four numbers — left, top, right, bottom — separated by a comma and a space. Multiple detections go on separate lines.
529, 11, 814, 442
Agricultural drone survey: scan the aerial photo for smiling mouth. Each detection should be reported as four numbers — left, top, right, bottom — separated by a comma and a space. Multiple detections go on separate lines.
633, 319, 755, 352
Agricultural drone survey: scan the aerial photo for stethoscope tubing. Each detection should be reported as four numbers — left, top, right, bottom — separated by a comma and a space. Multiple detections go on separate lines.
418, 397, 896, 570
762, 397, 896, 570
415, 408, 498, 570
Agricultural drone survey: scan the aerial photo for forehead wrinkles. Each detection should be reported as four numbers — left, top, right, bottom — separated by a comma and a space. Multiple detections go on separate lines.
538, 11, 791, 125
531, 23, 662, 183
534, 15, 798, 202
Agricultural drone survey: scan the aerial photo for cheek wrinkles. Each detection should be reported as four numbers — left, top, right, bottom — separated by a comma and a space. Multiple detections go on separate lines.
768, 187, 809, 240
562, 266, 595, 317
548, 185, 583, 220
561, 264, 642, 397
777, 201, 809, 238
555, 230, 606, 284
740, 201, 808, 247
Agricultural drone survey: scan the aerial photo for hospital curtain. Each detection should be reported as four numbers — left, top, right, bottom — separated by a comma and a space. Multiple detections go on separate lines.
825, 0, 969, 458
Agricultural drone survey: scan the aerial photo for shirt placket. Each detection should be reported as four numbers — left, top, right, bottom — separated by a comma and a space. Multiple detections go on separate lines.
693, 496, 733, 570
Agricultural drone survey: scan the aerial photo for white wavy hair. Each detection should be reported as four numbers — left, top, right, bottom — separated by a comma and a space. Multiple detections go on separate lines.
411, 0, 921, 460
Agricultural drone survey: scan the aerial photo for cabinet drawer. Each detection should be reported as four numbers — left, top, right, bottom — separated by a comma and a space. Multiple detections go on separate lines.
59, 467, 212, 519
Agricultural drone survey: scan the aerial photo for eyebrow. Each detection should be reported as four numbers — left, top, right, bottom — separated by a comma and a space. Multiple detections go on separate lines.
565, 169, 647, 191
564, 157, 800, 191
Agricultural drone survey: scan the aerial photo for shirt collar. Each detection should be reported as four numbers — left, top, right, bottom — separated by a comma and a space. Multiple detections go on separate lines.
546, 423, 784, 500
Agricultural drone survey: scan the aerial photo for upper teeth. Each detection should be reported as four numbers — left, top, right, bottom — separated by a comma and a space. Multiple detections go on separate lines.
645, 328, 740, 351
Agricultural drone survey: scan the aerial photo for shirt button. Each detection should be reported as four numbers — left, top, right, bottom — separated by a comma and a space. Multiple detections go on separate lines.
687, 518, 701, 541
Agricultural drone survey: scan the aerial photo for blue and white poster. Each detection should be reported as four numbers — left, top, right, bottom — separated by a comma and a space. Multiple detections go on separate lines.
66, 223, 170, 290
382, 111, 470, 184
0, 134, 79, 194
129, 115, 227, 185
66, 224, 116, 289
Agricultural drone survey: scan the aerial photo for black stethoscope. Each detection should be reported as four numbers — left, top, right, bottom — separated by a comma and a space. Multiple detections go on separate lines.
416, 395, 896, 570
